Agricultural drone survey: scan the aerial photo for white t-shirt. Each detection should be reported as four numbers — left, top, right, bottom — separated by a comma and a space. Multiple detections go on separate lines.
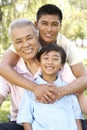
17, 75, 83, 130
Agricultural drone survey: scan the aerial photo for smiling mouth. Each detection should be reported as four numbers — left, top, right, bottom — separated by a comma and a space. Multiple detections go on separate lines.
45, 66, 54, 70
23, 48, 33, 53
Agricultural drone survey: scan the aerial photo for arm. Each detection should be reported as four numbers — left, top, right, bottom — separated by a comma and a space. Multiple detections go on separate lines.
23, 123, 32, 130
76, 119, 83, 130
66, 62, 87, 93
0, 49, 57, 103
56, 62, 87, 99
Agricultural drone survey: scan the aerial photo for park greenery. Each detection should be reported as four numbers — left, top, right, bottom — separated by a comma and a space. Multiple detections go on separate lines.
0, 0, 87, 54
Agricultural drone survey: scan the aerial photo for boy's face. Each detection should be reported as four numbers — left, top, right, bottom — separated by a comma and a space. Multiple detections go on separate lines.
11, 25, 39, 61
36, 14, 61, 45
40, 51, 63, 77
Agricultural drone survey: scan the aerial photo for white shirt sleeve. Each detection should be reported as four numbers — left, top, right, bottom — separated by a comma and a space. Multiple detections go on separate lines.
17, 90, 34, 125
9, 45, 17, 53
57, 34, 82, 65
0, 76, 10, 98
71, 95, 83, 119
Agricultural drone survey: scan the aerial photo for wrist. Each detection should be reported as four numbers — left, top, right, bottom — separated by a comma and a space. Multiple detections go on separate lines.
57, 86, 69, 97
31, 83, 37, 93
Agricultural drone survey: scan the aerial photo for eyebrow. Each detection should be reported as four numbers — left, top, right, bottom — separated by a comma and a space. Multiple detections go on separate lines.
16, 34, 34, 41
43, 53, 60, 57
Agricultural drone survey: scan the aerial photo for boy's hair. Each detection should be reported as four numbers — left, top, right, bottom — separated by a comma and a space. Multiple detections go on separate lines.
36, 4, 63, 23
37, 44, 66, 65
9, 18, 37, 37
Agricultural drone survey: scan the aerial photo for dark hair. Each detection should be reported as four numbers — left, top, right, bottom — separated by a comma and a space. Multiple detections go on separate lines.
36, 4, 63, 23
37, 44, 66, 64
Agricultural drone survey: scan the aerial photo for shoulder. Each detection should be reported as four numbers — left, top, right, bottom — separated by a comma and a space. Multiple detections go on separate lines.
54, 75, 68, 86
57, 33, 74, 48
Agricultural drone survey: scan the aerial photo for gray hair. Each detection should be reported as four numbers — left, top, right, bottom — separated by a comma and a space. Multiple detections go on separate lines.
9, 18, 37, 37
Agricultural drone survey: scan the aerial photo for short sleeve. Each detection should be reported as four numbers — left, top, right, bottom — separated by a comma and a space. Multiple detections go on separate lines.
0, 76, 10, 98
57, 34, 82, 65
9, 45, 17, 53
71, 95, 83, 119
17, 90, 34, 125
65, 41, 82, 65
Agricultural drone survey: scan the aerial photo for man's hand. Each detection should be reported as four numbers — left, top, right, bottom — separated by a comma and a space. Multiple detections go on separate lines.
32, 83, 58, 104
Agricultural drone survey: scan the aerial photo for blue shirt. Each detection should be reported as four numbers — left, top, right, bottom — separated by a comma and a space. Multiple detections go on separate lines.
17, 75, 83, 130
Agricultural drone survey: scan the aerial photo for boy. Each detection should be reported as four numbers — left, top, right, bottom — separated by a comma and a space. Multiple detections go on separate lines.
17, 44, 83, 130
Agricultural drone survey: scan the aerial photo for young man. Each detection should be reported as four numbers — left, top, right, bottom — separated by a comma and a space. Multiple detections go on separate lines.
0, 4, 87, 108
17, 44, 83, 130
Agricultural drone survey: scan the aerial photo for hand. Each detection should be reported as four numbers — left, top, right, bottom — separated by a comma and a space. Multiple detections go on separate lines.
33, 83, 58, 104
54, 86, 68, 100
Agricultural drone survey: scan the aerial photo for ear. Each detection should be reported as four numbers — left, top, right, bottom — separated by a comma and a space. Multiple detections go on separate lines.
60, 64, 64, 70
59, 23, 62, 30
34, 21, 38, 27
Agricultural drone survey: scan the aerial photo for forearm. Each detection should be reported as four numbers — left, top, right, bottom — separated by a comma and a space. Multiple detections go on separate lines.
65, 75, 87, 95
56, 75, 87, 99
67, 62, 87, 94
0, 64, 37, 90
23, 123, 32, 130
76, 119, 82, 130
0, 49, 37, 91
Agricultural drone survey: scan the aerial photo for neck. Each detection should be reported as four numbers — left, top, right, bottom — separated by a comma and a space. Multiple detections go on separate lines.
41, 73, 57, 82
25, 58, 40, 75
24, 58, 35, 65
39, 37, 56, 47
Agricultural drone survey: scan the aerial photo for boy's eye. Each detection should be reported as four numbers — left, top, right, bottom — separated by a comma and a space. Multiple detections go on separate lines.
53, 58, 59, 60
44, 57, 48, 59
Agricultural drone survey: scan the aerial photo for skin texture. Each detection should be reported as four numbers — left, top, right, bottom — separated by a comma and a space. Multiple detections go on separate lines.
0, 14, 87, 106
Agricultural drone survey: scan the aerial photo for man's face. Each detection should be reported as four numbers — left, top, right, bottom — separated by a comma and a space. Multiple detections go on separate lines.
11, 25, 39, 61
36, 14, 61, 45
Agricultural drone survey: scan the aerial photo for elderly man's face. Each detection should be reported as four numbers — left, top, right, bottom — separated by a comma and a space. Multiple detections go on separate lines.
11, 25, 40, 61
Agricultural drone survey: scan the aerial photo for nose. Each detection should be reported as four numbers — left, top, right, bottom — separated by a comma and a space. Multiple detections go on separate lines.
23, 40, 30, 47
47, 25, 52, 32
48, 58, 53, 64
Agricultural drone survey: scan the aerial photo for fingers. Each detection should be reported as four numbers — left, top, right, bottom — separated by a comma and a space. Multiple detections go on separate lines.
34, 84, 60, 104
36, 91, 57, 104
